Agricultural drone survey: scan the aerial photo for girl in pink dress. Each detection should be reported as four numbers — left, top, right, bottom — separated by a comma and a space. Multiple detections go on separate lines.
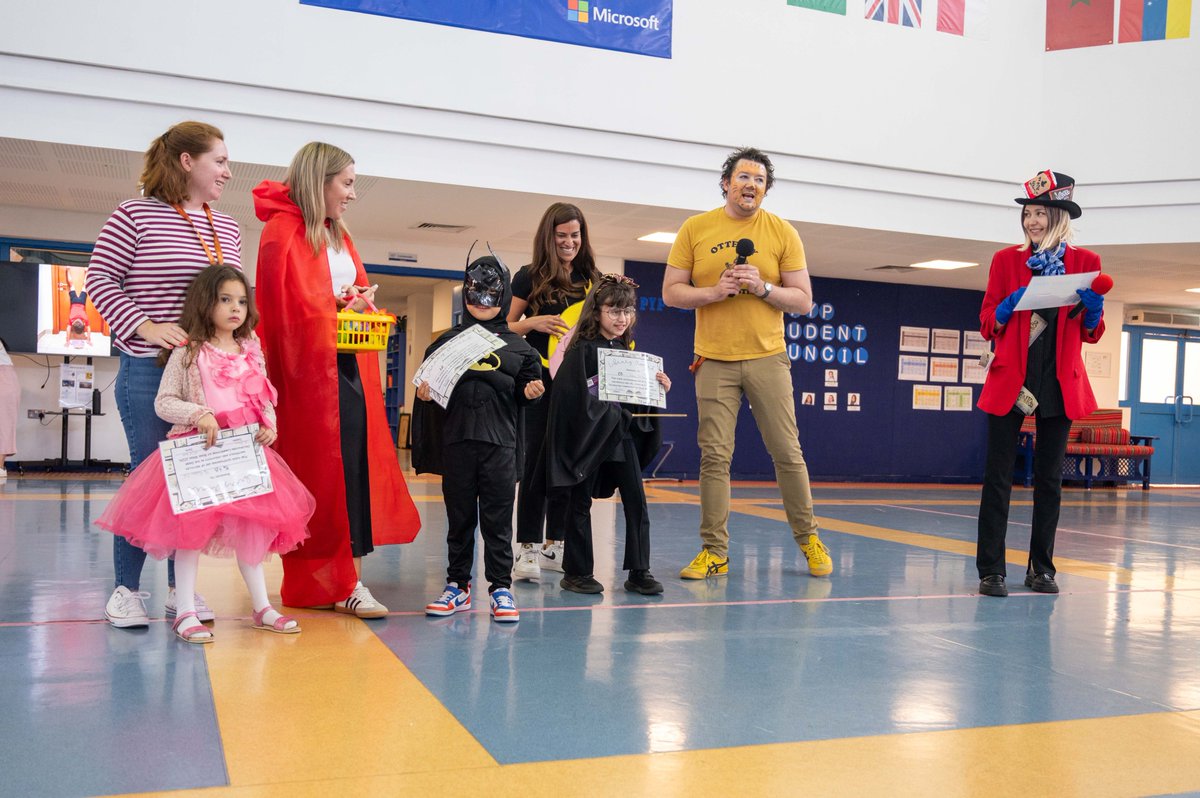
97, 266, 315, 643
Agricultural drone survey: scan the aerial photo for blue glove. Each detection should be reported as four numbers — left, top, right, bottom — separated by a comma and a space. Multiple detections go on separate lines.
1076, 288, 1104, 329
994, 287, 1026, 326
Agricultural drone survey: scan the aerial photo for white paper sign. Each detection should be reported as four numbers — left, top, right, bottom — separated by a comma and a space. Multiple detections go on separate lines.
1014, 271, 1099, 312
412, 324, 507, 409
597, 348, 666, 409
160, 424, 273, 515
59, 364, 94, 409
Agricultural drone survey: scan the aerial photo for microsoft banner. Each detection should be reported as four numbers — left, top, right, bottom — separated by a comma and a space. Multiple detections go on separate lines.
300, 0, 673, 58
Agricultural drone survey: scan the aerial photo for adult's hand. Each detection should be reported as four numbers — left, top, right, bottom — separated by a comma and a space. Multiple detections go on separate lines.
525, 315, 570, 337
136, 320, 188, 349
416, 381, 432, 402
994, 287, 1027, 327
1076, 287, 1104, 329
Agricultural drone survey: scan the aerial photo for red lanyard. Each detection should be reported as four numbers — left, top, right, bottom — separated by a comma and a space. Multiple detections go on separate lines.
172, 203, 224, 266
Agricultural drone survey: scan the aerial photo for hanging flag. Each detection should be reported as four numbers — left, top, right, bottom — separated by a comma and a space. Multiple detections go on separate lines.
865, 0, 923, 27
788, 0, 847, 13
937, 0, 990, 38
1046, 0, 1115, 50
1118, 0, 1192, 41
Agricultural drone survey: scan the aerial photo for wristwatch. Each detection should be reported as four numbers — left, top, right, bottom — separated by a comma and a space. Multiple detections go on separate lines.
757, 282, 773, 299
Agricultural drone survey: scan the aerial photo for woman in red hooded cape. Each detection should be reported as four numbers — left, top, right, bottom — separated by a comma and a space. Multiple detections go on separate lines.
253, 142, 419, 612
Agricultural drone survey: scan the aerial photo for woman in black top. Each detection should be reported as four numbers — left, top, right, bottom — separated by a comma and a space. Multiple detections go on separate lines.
507, 202, 601, 579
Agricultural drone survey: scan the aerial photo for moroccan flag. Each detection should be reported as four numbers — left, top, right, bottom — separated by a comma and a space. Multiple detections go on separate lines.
1118, 0, 1192, 41
1046, 0, 1115, 50
937, 0, 990, 37
788, 0, 847, 13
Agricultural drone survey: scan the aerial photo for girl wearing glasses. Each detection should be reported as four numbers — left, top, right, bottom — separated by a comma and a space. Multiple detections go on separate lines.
542, 275, 670, 595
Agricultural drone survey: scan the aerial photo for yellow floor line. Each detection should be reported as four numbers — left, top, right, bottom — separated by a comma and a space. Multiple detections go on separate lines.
171, 560, 495, 793
124, 711, 1200, 798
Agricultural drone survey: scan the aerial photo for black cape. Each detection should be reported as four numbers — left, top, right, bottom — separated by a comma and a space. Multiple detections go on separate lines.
539, 337, 662, 499
411, 263, 542, 477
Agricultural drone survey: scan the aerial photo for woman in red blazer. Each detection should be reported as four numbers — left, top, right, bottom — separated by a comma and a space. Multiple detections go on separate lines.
975, 171, 1106, 598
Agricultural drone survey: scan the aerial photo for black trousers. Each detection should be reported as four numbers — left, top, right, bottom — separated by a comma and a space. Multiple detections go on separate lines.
337, 354, 373, 558
977, 410, 1072, 579
563, 437, 651, 577
515, 375, 570, 544
442, 440, 516, 592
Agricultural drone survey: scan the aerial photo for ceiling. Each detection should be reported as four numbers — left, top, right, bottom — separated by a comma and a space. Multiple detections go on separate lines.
2, 136, 1197, 312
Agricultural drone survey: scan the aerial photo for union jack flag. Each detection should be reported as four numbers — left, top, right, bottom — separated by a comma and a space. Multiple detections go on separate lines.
865, 0, 922, 27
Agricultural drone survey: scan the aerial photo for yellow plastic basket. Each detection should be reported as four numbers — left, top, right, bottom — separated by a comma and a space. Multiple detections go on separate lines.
335, 309, 394, 353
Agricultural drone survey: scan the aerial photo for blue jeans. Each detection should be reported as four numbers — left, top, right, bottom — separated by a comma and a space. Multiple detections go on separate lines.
112, 352, 174, 590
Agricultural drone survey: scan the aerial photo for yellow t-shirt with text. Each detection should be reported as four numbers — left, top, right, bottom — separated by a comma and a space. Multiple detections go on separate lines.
666, 207, 807, 360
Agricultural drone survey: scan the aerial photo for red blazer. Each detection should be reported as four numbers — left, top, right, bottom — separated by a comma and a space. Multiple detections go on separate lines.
254, 181, 421, 607
977, 244, 1105, 420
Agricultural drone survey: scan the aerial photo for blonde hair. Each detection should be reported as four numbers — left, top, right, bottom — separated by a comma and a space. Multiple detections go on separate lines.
139, 121, 224, 205
283, 142, 354, 255
1019, 205, 1073, 253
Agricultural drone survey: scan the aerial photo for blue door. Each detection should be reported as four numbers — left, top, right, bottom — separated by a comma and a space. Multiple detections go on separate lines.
1125, 327, 1200, 484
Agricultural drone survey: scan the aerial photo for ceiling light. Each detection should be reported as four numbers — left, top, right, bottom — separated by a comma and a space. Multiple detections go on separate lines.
908, 259, 978, 270
1187, 287, 1200, 294
638, 232, 677, 244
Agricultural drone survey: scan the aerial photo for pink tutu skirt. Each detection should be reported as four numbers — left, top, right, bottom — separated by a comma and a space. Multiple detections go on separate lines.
97, 446, 315, 564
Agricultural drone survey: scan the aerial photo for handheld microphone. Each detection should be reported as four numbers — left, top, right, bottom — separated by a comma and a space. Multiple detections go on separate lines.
1068, 273, 1113, 319
728, 238, 755, 296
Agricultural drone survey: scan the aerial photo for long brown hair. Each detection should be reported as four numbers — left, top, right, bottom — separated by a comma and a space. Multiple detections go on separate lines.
284, 142, 354, 255
158, 266, 258, 366
527, 202, 600, 311
139, 121, 224, 205
567, 275, 638, 352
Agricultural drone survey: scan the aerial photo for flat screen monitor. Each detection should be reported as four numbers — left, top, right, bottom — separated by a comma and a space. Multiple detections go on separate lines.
0, 261, 114, 357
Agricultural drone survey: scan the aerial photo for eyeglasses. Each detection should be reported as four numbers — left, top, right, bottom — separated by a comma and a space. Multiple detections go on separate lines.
602, 307, 636, 319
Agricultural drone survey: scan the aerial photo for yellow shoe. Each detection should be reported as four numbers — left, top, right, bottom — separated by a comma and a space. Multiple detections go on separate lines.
679, 548, 729, 580
801, 534, 833, 577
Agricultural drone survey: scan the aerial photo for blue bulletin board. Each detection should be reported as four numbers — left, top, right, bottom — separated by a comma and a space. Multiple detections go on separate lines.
624, 261, 989, 482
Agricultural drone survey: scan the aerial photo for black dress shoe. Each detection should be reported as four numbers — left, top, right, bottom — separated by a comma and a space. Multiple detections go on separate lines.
979, 574, 1008, 597
1025, 572, 1060, 593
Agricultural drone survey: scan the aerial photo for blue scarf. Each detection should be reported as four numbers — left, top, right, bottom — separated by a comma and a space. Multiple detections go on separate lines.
1026, 242, 1066, 276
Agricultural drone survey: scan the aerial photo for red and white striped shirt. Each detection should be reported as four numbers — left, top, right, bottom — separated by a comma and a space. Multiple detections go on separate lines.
86, 197, 243, 358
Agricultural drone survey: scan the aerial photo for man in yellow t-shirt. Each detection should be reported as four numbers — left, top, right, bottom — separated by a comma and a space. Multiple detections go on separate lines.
663, 147, 833, 581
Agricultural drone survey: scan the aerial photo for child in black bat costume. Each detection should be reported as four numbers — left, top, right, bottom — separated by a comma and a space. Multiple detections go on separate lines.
413, 252, 544, 622
544, 274, 671, 595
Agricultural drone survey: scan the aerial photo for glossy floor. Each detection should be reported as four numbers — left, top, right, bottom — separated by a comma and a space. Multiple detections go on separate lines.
2, 475, 1199, 797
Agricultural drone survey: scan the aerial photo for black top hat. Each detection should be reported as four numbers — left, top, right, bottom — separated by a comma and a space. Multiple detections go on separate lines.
1014, 170, 1082, 219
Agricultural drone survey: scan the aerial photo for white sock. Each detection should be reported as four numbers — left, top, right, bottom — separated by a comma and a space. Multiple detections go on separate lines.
172, 550, 208, 636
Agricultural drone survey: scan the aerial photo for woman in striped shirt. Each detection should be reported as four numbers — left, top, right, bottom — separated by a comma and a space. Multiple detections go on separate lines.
87, 120, 242, 629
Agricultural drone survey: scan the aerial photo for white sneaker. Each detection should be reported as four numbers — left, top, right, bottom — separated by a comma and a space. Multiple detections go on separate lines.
105, 586, 150, 628
335, 582, 389, 619
539, 540, 565, 573
165, 588, 216, 623
513, 543, 541, 581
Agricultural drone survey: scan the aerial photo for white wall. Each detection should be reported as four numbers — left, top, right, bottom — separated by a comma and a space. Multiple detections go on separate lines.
3, 1, 1196, 245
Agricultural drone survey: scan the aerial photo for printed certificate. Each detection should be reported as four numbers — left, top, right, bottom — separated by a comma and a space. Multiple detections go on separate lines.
597, 348, 666, 408
412, 324, 507, 409
160, 424, 273, 515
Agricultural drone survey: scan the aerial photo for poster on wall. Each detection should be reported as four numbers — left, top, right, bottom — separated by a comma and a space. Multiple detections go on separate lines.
299, 0, 673, 58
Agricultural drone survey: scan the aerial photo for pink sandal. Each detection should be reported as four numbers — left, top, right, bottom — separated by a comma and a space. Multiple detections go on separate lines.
172, 610, 214, 644
252, 606, 301, 634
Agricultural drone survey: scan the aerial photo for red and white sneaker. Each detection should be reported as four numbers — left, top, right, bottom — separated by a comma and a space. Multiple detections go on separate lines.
425, 583, 472, 617
489, 588, 520, 623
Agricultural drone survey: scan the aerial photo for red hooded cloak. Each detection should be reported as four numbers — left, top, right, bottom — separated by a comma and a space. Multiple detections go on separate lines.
253, 180, 420, 607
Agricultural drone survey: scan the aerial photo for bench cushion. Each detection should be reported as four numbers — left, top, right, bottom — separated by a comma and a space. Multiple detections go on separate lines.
1066, 443, 1155, 457
1079, 426, 1130, 445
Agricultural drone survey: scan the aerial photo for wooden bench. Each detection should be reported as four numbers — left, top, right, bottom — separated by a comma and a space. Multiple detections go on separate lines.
1016, 408, 1156, 490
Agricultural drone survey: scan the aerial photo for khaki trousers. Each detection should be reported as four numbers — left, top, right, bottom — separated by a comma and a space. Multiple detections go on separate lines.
694, 352, 818, 558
